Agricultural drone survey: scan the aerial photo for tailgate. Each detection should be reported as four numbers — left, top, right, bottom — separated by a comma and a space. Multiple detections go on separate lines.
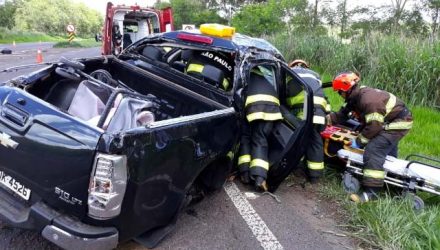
0, 87, 102, 217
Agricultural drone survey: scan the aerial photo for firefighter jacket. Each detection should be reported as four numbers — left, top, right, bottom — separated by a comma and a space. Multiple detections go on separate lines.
244, 71, 283, 123
286, 68, 329, 125
330, 85, 413, 146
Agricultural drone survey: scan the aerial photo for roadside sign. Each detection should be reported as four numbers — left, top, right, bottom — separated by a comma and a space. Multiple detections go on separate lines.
67, 24, 75, 33
68, 32, 75, 43
66, 24, 76, 43
182, 24, 195, 31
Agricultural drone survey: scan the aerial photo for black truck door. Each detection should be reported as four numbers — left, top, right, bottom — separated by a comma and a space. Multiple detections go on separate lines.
265, 64, 314, 191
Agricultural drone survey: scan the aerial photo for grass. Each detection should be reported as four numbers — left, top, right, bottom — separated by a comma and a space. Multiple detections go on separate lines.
319, 171, 440, 250
0, 27, 64, 44
53, 39, 101, 48
0, 27, 98, 46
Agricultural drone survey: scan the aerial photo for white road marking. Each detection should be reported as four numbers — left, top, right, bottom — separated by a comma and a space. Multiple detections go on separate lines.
244, 192, 259, 199
224, 181, 284, 250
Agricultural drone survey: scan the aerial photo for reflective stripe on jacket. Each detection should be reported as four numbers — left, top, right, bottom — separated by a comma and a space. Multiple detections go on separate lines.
245, 72, 282, 123
286, 68, 327, 125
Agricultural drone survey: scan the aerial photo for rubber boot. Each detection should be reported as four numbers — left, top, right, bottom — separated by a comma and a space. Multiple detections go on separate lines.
240, 171, 251, 185
254, 176, 268, 192
308, 176, 320, 184
350, 187, 379, 203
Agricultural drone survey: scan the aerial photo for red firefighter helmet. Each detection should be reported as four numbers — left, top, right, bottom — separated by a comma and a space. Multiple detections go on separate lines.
332, 72, 360, 92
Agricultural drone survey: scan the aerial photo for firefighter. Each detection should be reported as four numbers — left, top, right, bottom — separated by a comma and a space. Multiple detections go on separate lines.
328, 71, 413, 202
112, 22, 122, 55
237, 66, 283, 191
286, 59, 330, 183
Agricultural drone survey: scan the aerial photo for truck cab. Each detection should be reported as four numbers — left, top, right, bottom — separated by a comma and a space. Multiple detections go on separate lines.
102, 1, 174, 55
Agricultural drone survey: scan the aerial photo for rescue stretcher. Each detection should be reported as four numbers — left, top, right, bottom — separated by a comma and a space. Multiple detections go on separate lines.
322, 125, 440, 209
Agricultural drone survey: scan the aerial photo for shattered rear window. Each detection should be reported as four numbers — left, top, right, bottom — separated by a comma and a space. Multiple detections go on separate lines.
232, 33, 281, 56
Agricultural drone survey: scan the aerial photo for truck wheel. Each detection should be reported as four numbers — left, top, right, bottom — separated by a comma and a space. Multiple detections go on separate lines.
342, 172, 360, 194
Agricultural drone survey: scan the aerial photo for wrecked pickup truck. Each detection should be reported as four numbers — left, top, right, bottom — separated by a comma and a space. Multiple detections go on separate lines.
0, 25, 314, 249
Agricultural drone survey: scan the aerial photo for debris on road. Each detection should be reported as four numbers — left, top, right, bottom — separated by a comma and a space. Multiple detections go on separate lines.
1, 48, 12, 54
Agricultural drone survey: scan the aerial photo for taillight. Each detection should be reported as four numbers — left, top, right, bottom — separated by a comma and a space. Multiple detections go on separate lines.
177, 33, 213, 44
88, 153, 127, 220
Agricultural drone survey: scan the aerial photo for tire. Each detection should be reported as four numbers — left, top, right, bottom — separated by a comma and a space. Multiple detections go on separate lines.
404, 192, 425, 211
342, 172, 361, 194
90, 69, 116, 86
412, 195, 425, 211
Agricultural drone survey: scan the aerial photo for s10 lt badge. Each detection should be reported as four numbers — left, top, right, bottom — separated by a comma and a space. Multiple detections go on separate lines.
55, 187, 83, 206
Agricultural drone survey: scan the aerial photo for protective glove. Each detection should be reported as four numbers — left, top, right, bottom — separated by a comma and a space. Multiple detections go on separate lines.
351, 138, 361, 149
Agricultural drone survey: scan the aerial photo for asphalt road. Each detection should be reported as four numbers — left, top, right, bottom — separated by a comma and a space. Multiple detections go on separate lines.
0, 42, 100, 83
0, 41, 55, 52
0, 44, 355, 250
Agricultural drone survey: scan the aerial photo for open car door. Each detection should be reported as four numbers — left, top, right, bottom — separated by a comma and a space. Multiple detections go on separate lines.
159, 7, 174, 32
265, 64, 314, 191
102, 2, 115, 55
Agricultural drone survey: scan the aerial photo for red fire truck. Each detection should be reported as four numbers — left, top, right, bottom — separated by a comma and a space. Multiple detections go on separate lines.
102, 2, 174, 55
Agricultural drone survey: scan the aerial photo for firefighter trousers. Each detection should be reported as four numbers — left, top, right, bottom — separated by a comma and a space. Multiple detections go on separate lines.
249, 120, 273, 179
237, 120, 273, 180
237, 121, 251, 174
363, 129, 409, 188
305, 124, 325, 178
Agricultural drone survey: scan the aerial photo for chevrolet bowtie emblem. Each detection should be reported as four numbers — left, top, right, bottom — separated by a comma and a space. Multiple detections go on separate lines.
0, 132, 19, 149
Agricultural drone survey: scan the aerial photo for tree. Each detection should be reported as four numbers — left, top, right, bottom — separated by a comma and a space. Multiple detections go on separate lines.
231, 0, 285, 36
14, 0, 102, 36
350, 7, 384, 37
0, 0, 20, 29
337, 0, 348, 36
402, 9, 429, 36
166, 0, 227, 30
422, 0, 440, 39
390, 0, 409, 32
283, 0, 315, 33
278, 0, 310, 34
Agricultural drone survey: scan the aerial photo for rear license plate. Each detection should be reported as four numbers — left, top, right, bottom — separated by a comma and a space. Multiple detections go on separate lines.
0, 171, 31, 200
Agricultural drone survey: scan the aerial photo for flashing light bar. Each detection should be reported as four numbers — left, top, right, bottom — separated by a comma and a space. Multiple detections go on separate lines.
177, 33, 213, 44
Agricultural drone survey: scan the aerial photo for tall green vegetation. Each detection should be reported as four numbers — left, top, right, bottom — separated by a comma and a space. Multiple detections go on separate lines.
12, 0, 102, 37
269, 32, 440, 108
